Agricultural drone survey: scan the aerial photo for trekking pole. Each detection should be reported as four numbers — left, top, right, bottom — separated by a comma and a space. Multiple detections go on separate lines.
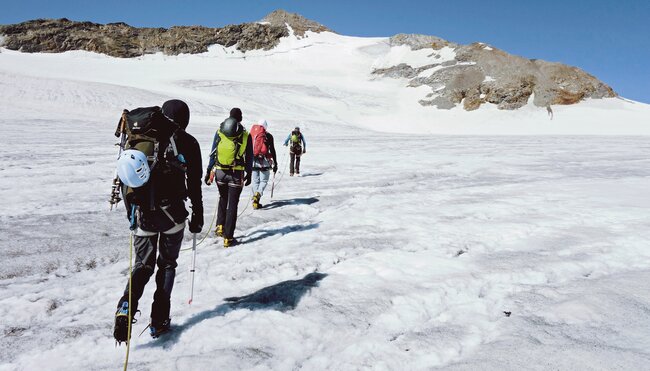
188, 233, 197, 305
270, 171, 276, 199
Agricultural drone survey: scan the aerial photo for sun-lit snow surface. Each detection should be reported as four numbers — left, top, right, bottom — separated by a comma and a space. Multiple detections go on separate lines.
1, 31, 650, 370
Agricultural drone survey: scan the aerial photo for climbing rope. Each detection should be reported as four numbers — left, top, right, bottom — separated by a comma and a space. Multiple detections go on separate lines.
122, 232, 134, 371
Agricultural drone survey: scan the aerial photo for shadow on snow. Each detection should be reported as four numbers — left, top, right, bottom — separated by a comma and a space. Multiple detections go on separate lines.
139, 272, 328, 348
243, 223, 319, 244
296, 172, 324, 178
263, 197, 319, 210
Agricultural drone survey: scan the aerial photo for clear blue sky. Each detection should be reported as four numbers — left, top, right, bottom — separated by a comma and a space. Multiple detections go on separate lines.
3, 0, 649, 103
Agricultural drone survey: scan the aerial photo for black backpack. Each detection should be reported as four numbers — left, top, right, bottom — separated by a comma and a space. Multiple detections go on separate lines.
114, 106, 186, 209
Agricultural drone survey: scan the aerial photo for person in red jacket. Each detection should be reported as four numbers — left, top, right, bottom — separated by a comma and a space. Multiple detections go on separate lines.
249, 119, 278, 209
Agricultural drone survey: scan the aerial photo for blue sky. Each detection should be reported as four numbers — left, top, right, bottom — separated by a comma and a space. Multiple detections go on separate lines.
3, 0, 649, 103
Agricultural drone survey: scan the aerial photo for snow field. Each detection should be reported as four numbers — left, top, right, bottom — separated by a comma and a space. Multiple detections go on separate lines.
1, 30, 650, 370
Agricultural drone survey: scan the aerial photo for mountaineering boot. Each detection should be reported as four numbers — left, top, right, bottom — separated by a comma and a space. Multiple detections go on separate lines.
149, 318, 171, 339
114, 301, 136, 344
252, 192, 261, 209
215, 224, 223, 237
289, 172, 294, 177
223, 238, 238, 248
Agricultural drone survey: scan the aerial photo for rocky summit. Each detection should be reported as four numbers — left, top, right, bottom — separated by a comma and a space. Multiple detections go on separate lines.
374, 34, 616, 110
261, 9, 333, 36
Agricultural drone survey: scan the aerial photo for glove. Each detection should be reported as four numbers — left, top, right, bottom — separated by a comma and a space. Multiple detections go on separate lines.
189, 206, 204, 233
204, 173, 211, 185
283, 143, 288, 146
302, 149, 306, 154
244, 173, 252, 186
273, 165, 278, 173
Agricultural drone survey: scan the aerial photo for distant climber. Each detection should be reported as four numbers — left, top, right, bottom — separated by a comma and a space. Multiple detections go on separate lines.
283, 126, 306, 176
547, 105, 554, 120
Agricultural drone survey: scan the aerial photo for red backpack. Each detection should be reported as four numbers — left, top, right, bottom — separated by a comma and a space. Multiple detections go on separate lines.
250, 124, 271, 158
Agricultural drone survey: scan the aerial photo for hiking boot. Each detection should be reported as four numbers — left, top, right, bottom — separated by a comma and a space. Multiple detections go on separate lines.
215, 224, 223, 237
149, 318, 171, 339
223, 238, 238, 248
114, 301, 137, 344
252, 192, 261, 209
289, 172, 294, 177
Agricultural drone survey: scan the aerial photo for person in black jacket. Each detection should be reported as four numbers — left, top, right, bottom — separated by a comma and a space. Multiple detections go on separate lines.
205, 108, 253, 247
114, 99, 203, 342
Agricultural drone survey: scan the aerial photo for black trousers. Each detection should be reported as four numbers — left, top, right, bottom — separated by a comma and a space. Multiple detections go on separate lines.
290, 152, 301, 174
118, 228, 184, 323
216, 169, 244, 239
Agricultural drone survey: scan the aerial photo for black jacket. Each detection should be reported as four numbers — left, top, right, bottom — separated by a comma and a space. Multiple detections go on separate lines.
122, 100, 203, 232
266, 133, 278, 168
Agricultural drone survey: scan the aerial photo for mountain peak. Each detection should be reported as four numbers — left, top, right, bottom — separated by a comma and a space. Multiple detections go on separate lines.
261, 9, 333, 36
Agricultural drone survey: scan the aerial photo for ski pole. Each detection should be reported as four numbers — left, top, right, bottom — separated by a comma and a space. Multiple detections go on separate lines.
188, 233, 197, 305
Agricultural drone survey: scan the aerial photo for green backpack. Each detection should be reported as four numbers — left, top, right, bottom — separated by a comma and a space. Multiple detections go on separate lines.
216, 130, 249, 170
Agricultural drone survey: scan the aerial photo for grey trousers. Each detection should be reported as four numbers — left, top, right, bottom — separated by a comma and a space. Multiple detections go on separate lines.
118, 228, 184, 323
252, 169, 271, 196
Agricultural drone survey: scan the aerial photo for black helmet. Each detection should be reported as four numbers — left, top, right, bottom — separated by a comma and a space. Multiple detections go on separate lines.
220, 117, 242, 137
294, 126, 300, 131
229, 107, 242, 123
162, 99, 190, 129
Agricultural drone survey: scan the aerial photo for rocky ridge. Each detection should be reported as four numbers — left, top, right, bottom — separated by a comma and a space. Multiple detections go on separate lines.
0, 10, 331, 58
374, 34, 616, 110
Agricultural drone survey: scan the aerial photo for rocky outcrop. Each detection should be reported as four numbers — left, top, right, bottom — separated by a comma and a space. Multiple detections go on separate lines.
261, 9, 333, 36
0, 10, 333, 57
390, 33, 457, 50
376, 34, 617, 110
0, 17, 289, 57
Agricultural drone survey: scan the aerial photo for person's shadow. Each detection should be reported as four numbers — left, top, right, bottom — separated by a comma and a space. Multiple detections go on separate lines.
297, 172, 324, 178
263, 197, 319, 210
243, 223, 318, 244
140, 272, 328, 348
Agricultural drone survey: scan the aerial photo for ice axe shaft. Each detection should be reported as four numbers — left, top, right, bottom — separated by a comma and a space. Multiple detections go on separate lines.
188, 233, 197, 304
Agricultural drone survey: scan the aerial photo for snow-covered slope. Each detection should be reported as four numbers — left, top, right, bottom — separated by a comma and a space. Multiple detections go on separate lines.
1, 32, 650, 370
1, 31, 649, 135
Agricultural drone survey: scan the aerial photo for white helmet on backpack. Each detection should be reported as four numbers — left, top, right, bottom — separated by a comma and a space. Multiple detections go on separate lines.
117, 149, 150, 188
258, 118, 268, 130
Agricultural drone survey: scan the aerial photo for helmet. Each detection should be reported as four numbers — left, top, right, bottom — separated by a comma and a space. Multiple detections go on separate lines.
294, 126, 300, 131
258, 118, 268, 130
220, 117, 242, 137
117, 149, 150, 188
229, 107, 242, 122
162, 99, 190, 129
